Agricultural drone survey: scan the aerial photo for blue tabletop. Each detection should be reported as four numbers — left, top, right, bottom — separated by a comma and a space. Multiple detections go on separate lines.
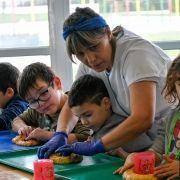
0, 130, 39, 154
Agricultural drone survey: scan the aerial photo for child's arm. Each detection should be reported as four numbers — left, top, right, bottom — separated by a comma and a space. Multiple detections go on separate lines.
25, 128, 54, 141
13, 108, 43, 137
0, 100, 28, 130
12, 116, 33, 137
107, 147, 129, 159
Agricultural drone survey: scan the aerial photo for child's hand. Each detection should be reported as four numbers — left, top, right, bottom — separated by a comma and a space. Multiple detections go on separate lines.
107, 147, 129, 159
18, 125, 33, 137
154, 155, 180, 180
26, 128, 53, 141
67, 133, 77, 144
113, 153, 136, 174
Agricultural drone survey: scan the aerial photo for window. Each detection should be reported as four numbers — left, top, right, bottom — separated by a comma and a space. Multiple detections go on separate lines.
0, 55, 50, 72
0, 1, 179, 89
0, 0, 49, 71
0, 0, 49, 48
70, 0, 180, 78
70, 0, 180, 43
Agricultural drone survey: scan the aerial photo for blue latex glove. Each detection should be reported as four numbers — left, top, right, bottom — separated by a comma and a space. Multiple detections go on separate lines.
37, 131, 67, 159
55, 139, 105, 156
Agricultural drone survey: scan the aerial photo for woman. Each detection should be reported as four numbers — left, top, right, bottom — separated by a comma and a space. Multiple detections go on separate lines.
38, 7, 171, 159
114, 55, 180, 179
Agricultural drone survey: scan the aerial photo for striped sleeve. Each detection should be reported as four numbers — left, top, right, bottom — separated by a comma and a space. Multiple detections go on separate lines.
72, 120, 91, 142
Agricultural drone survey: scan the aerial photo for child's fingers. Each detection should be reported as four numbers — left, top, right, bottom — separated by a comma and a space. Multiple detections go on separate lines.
27, 126, 33, 134
25, 133, 33, 140
155, 170, 175, 178
25, 128, 37, 140
113, 167, 123, 174
113, 163, 133, 175
155, 163, 169, 171
18, 128, 27, 136
18, 129, 22, 135
167, 173, 179, 180
121, 163, 133, 173
154, 166, 171, 176
163, 154, 173, 163
23, 126, 33, 137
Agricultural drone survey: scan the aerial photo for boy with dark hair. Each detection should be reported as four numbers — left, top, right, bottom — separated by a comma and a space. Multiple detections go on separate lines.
0, 63, 28, 130
12, 62, 90, 143
68, 74, 113, 139
55, 74, 128, 157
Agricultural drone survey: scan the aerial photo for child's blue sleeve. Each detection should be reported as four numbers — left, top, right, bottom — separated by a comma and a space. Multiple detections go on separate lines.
0, 99, 28, 130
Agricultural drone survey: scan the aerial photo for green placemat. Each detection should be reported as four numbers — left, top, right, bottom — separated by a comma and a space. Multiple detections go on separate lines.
0, 148, 124, 179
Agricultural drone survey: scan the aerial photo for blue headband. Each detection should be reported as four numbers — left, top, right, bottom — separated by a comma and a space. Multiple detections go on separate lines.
63, 16, 108, 40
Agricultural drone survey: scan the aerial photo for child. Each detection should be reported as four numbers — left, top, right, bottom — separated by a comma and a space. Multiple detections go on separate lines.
114, 55, 180, 179
68, 74, 119, 139
12, 62, 90, 143
0, 63, 28, 130
55, 74, 129, 157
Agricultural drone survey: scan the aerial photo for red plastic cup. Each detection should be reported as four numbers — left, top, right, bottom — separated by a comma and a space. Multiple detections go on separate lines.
133, 152, 155, 175
34, 159, 54, 180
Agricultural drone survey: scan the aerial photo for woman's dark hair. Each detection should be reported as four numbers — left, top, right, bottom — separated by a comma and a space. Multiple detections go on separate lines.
68, 74, 109, 108
163, 55, 180, 106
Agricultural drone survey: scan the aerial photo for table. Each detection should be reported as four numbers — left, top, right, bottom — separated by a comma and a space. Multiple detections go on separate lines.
0, 163, 33, 180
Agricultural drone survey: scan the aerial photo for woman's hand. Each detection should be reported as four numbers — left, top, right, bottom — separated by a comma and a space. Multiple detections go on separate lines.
26, 128, 53, 141
18, 125, 33, 137
38, 131, 68, 159
154, 155, 180, 180
113, 153, 136, 174
55, 139, 105, 156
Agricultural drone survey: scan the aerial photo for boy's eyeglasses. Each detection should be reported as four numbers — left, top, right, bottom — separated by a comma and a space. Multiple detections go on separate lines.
28, 82, 53, 109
